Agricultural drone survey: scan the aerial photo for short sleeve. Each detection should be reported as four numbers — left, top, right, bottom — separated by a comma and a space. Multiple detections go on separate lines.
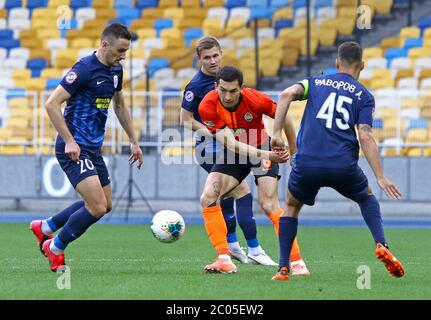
358, 95, 375, 127
60, 62, 89, 96
198, 94, 226, 133
259, 92, 277, 118
181, 83, 200, 113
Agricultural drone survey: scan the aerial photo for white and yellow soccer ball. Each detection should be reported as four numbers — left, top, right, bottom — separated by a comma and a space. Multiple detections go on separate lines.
150, 210, 185, 243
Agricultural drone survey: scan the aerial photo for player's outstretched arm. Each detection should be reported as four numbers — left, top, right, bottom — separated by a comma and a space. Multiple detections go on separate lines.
214, 127, 289, 163
272, 84, 304, 150
283, 114, 297, 156
358, 124, 401, 199
45, 85, 80, 161
113, 91, 143, 169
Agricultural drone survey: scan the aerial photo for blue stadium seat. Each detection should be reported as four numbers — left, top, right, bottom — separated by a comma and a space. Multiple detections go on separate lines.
409, 119, 429, 130
225, 0, 247, 9
46, 78, 62, 90
116, 8, 141, 20
136, 0, 158, 9
0, 39, 20, 51
60, 19, 78, 37
274, 19, 293, 35
109, 18, 131, 27
324, 68, 337, 75
418, 17, 431, 33
0, 30, 14, 40
27, 0, 48, 10
314, 0, 333, 10
184, 28, 203, 48
148, 58, 170, 77
70, 0, 92, 10
393, 0, 409, 7
270, 0, 290, 9
7, 88, 26, 99
373, 119, 383, 129
385, 48, 408, 66
293, 0, 306, 10
114, 0, 134, 8
250, 7, 274, 20
403, 38, 423, 50
154, 19, 174, 37
27, 58, 47, 78
5, 0, 22, 9
247, 0, 269, 7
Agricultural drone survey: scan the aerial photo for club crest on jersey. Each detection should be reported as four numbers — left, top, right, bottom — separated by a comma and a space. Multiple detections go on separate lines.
65, 71, 77, 84
185, 91, 194, 102
113, 75, 118, 89
244, 112, 254, 122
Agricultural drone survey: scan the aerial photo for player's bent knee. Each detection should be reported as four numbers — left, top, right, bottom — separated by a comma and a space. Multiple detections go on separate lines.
259, 199, 278, 216
200, 193, 218, 208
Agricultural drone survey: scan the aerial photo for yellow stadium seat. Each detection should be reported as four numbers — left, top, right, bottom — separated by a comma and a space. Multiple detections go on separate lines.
0, 9, 6, 19
404, 148, 422, 157
375, 0, 393, 14
93, 0, 113, 8
418, 69, 431, 83
229, 28, 252, 39
337, 6, 357, 19
159, 0, 179, 8
131, 19, 155, 30
83, 19, 109, 30
48, 0, 70, 7
243, 68, 257, 88
70, 38, 94, 49
377, 108, 397, 120
164, 38, 186, 49
183, 8, 208, 20
136, 28, 157, 39
371, 78, 395, 89
381, 37, 400, 52
260, 59, 280, 77
335, 17, 356, 35
160, 28, 182, 40
36, 29, 60, 40
395, 69, 414, 82
7, 117, 30, 128
372, 68, 391, 79
32, 8, 57, 19
31, 19, 58, 29
203, 0, 224, 7
163, 8, 184, 20
294, 19, 316, 30
273, 7, 293, 21
300, 38, 319, 56
54, 49, 79, 69
203, 18, 224, 29
25, 79, 47, 92
95, 9, 116, 20
19, 30, 37, 40
336, 0, 358, 7
203, 27, 225, 38
401, 98, 421, 109
178, 18, 203, 30
317, 27, 337, 47
406, 128, 428, 143
319, 18, 337, 30
400, 26, 420, 39
260, 38, 284, 50
40, 68, 63, 80
182, 0, 201, 7
363, 47, 383, 59
31, 49, 51, 61
408, 47, 431, 59
12, 69, 32, 81
141, 8, 164, 19
282, 48, 299, 67
8, 98, 29, 108
0, 146, 26, 155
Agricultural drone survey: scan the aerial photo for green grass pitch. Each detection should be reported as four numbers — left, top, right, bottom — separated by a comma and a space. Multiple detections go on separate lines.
0, 223, 430, 300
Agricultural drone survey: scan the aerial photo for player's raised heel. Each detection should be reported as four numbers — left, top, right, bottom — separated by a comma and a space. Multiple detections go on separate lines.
42, 239, 66, 272
272, 267, 290, 281
29, 220, 53, 257
291, 259, 311, 276
375, 243, 404, 278
204, 258, 238, 274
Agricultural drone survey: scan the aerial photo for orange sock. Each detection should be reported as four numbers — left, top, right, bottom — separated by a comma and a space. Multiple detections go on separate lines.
269, 208, 303, 261
202, 205, 229, 255
268, 208, 283, 235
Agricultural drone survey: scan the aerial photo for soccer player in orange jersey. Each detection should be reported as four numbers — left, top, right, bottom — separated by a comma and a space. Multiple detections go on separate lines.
198, 66, 310, 274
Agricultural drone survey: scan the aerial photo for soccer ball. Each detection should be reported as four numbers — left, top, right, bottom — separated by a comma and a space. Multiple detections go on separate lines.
150, 210, 185, 243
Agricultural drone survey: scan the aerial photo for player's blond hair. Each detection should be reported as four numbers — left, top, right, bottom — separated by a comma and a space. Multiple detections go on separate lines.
195, 36, 221, 57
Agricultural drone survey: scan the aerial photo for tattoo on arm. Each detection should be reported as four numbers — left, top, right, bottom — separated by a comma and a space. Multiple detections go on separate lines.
291, 84, 304, 101
212, 182, 221, 197
360, 124, 373, 134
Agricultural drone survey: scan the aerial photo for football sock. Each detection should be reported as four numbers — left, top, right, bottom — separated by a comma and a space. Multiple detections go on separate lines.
203, 205, 229, 255
55, 206, 100, 251
236, 193, 260, 248
221, 198, 238, 243
358, 195, 386, 244
268, 208, 283, 235
290, 237, 303, 262
278, 217, 298, 268
45, 200, 85, 233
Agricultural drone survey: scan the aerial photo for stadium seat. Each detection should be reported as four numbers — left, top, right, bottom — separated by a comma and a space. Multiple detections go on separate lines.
5, 0, 22, 10
385, 48, 408, 66
202, 0, 224, 8
409, 48, 431, 60
225, 0, 247, 10
181, 0, 201, 8
403, 38, 422, 50
364, 47, 383, 59
400, 26, 421, 40
270, 0, 290, 9
136, 0, 158, 9
114, 0, 134, 8
391, 57, 412, 70
398, 77, 418, 89
230, 7, 251, 21
70, 0, 92, 10
184, 28, 203, 48
93, 0, 114, 8
163, 7, 184, 20
207, 7, 228, 21
154, 18, 174, 37
116, 8, 141, 20
408, 118, 429, 130
148, 58, 170, 77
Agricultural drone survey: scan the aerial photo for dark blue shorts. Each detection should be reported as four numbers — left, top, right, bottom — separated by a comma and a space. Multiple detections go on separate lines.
55, 136, 110, 189
288, 165, 369, 205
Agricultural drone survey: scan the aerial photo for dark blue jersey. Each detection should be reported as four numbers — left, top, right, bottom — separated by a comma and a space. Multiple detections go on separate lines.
294, 72, 374, 168
181, 69, 221, 153
60, 52, 123, 147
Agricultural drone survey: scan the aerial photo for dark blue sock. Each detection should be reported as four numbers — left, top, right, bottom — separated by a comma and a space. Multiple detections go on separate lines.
358, 195, 386, 244
221, 198, 237, 243
236, 193, 259, 248
47, 200, 84, 232
279, 217, 298, 268
55, 207, 100, 250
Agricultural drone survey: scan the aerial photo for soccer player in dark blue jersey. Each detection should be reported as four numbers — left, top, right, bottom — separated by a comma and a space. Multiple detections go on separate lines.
30, 23, 143, 272
181, 37, 278, 266
271, 41, 405, 280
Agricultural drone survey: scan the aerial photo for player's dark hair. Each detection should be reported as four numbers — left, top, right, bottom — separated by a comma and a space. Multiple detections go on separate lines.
216, 66, 243, 87
338, 41, 363, 67
195, 36, 221, 57
101, 23, 132, 43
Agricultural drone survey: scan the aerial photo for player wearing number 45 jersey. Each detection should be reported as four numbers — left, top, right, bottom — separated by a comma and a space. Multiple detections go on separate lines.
30, 24, 143, 272
271, 41, 405, 281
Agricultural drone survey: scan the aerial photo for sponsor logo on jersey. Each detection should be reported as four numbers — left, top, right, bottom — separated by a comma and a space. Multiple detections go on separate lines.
244, 112, 254, 122
65, 71, 77, 84
95, 98, 111, 109
185, 91, 194, 102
